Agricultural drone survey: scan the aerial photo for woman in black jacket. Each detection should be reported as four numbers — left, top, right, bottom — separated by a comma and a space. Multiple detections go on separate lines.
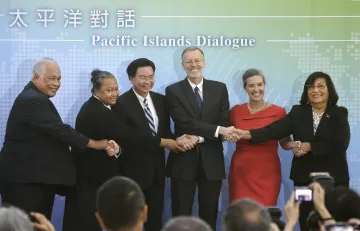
237, 71, 350, 231
63, 69, 187, 231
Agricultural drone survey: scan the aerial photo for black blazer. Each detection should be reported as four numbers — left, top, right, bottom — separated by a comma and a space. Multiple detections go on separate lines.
73, 96, 162, 184
250, 104, 350, 184
0, 82, 89, 185
165, 78, 231, 180
113, 89, 173, 189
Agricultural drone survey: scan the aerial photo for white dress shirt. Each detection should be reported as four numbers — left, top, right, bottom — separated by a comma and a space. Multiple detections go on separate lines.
187, 78, 221, 143
133, 89, 159, 133
93, 95, 121, 158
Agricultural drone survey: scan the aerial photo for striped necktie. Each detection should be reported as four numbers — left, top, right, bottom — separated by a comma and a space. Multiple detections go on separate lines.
143, 99, 156, 136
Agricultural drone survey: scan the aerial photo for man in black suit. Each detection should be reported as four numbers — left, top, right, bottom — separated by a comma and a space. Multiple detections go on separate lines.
62, 68, 186, 231
165, 47, 238, 230
0, 58, 112, 220
114, 58, 197, 231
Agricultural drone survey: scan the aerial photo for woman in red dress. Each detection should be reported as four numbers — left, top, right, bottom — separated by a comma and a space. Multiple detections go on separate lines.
228, 69, 298, 206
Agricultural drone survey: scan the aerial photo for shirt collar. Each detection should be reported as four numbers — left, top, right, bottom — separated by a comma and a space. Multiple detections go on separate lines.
133, 88, 151, 104
187, 78, 203, 93
93, 95, 111, 110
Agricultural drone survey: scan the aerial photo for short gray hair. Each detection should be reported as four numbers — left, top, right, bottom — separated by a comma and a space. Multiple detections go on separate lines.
162, 216, 212, 231
223, 198, 271, 231
0, 206, 34, 231
181, 46, 205, 62
32, 57, 58, 78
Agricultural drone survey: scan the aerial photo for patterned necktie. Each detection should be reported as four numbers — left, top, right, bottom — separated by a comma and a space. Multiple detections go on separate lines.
143, 99, 156, 136
194, 86, 203, 111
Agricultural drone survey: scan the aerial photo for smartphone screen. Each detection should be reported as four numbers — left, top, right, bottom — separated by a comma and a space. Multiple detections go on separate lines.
294, 187, 312, 201
325, 224, 355, 231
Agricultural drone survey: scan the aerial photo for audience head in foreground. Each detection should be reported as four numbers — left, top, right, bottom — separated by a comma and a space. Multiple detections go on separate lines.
326, 186, 360, 222
162, 216, 212, 231
223, 198, 272, 231
0, 206, 33, 231
96, 176, 147, 231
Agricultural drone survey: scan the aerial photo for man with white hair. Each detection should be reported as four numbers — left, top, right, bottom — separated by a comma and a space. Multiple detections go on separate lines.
0, 58, 114, 220
162, 216, 212, 231
0, 206, 33, 231
0, 206, 55, 231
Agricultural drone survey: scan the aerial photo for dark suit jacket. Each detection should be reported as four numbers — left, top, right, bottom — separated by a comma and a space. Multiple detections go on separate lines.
165, 78, 231, 180
250, 104, 350, 184
0, 82, 89, 185
113, 89, 173, 189
73, 96, 162, 184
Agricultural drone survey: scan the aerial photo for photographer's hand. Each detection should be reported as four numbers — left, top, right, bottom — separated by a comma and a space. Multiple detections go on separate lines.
270, 223, 281, 231
284, 191, 301, 231
309, 182, 334, 224
348, 218, 360, 228
31, 212, 55, 231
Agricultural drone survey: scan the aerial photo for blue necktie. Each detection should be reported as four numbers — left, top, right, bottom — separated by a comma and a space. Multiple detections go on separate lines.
143, 99, 156, 136
194, 86, 203, 111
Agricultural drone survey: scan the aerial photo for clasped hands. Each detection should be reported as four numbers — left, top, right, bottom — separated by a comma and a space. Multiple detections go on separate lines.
91, 136, 197, 156
164, 134, 201, 153
176, 134, 199, 150
219, 126, 311, 157
168, 134, 199, 153
290, 141, 311, 157
90, 139, 120, 157
220, 126, 245, 142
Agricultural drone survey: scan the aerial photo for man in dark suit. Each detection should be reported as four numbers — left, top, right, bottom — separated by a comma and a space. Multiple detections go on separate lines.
165, 47, 238, 230
62, 68, 186, 231
0, 58, 112, 220
114, 58, 197, 231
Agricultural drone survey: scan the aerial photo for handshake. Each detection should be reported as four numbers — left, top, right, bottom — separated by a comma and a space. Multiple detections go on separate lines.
219, 126, 249, 142
88, 136, 199, 156
88, 139, 120, 157
218, 126, 311, 157
290, 141, 311, 157
161, 135, 200, 153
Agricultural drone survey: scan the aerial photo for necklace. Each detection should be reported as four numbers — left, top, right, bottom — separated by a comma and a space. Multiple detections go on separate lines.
247, 101, 266, 113
312, 108, 325, 118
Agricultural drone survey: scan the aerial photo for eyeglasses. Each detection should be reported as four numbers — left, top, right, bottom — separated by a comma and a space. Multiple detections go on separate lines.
306, 83, 327, 91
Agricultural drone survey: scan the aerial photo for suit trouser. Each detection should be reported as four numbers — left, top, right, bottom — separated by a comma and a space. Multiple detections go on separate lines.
63, 182, 101, 231
0, 182, 60, 220
170, 154, 222, 231
142, 177, 165, 231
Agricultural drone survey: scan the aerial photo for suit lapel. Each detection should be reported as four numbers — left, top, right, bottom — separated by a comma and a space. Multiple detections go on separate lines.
150, 92, 163, 134
181, 79, 201, 118
128, 89, 151, 130
303, 105, 315, 140
26, 82, 61, 119
48, 99, 61, 119
200, 79, 210, 120
314, 105, 332, 137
